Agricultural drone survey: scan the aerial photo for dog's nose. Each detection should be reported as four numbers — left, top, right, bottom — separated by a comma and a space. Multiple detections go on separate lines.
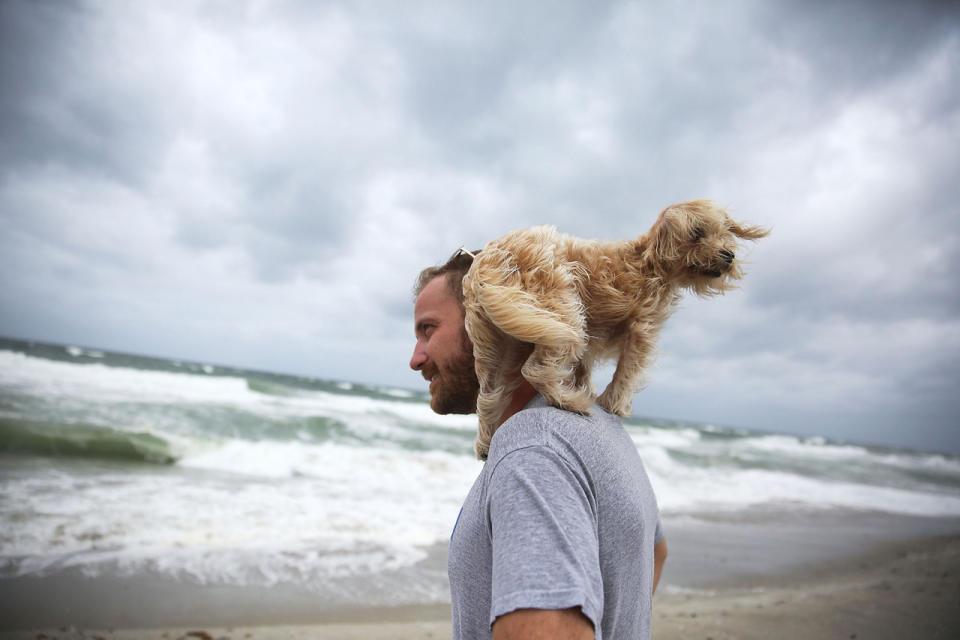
720, 249, 735, 264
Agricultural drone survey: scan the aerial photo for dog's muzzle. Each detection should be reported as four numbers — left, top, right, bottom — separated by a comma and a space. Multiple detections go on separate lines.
694, 250, 735, 278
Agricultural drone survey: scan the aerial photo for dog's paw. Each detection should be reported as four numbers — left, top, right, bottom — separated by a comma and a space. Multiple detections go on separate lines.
543, 388, 594, 415
560, 400, 593, 416
596, 390, 632, 417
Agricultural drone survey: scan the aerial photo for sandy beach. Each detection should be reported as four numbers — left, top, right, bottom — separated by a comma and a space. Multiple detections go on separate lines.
2, 533, 957, 640
651, 533, 960, 640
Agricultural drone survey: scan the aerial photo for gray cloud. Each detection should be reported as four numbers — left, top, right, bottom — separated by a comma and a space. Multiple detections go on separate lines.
754, 0, 959, 93
1, 0, 958, 453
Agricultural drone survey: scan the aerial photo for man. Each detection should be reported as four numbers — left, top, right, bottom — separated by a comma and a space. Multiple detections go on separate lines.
411, 249, 667, 640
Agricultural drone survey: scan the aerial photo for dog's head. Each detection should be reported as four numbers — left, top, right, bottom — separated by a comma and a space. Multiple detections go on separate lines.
647, 200, 768, 295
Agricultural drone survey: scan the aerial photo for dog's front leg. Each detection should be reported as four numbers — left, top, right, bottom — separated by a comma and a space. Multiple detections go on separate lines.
597, 318, 658, 416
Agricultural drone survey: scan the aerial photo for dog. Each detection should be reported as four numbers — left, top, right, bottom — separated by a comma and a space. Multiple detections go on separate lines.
462, 199, 768, 459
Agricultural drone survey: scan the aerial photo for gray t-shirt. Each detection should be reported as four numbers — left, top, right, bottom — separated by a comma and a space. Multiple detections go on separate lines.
448, 395, 664, 640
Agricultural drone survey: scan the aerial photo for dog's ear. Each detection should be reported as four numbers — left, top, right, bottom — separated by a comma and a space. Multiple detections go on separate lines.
727, 217, 770, 241
649, 206, 689, 262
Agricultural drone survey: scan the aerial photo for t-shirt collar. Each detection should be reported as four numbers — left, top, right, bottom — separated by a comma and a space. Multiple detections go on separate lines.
524, 393, 549, 410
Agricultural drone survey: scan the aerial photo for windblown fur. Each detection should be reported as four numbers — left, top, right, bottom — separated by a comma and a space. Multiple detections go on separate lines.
463, 199, 768, 459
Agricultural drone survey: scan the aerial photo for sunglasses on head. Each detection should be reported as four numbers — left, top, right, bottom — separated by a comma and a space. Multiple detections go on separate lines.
450, 246, 482, 260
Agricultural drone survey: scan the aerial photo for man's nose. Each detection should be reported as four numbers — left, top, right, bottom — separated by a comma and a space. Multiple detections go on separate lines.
410, 341, 427, 371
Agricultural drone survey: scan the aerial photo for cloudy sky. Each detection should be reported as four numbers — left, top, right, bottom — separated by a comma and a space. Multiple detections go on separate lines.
1, 0, 958, 453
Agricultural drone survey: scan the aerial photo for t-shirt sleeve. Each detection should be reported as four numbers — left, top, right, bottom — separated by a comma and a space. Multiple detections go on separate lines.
487, 445, 603, 631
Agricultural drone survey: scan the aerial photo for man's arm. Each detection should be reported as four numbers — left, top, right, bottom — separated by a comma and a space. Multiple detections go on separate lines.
653, 537, 668, 594
493, 607, 594, 640
493, 538, 667, 639
487, 447, 603, 636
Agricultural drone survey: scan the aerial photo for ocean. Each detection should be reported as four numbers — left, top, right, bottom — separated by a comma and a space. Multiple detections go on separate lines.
2, 336, 960, 615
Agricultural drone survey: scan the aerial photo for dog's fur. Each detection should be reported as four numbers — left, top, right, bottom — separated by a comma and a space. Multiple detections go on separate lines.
462, 199, 768, 459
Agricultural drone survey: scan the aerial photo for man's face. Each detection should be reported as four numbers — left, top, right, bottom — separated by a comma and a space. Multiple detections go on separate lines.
410, 275, 479, 415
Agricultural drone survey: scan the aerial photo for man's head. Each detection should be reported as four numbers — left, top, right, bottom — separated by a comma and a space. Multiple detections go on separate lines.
412, 248, 476, 306
410, 249, 481, 415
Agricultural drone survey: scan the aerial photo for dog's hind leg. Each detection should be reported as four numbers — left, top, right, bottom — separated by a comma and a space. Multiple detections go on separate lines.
597, 319, 658, 416
466, 310, 503, 458
467, 308, 531, 459
521, 341, 593, 414
475, 338, 532, 458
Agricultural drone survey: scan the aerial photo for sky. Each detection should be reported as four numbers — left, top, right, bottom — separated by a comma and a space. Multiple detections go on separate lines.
1, 0, 958, 454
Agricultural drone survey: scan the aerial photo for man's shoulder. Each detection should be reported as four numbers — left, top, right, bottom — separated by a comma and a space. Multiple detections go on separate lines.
487, 397, 621, 467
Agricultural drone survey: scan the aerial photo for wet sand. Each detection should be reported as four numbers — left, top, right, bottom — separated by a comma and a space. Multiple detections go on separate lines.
652, 533, 960, 639
1, 533, 957, 639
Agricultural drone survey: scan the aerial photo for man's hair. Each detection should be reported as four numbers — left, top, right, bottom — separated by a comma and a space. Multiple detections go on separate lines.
413, 249, 481, 305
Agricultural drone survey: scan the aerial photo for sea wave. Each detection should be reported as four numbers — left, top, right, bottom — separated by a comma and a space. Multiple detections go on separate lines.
0, 438, 481, 590
246, 378, 302, 397
0, 349, 475, 450
653, 465, 960, 518
0, 417, 176, 465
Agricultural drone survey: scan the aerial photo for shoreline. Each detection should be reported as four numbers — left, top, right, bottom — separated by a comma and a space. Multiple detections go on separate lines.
2, 531, 958, 639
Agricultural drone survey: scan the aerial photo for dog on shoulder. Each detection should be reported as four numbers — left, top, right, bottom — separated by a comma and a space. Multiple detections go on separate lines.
463, 199, 768, 459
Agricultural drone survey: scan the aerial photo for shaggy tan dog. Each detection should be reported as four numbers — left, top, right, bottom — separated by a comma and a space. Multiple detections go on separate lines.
463, 199, 768, 459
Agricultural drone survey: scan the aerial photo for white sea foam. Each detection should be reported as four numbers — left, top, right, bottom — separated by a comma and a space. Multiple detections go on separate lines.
648, 456, 960, 518
875, 451, 960, 476
0, 350, 475, 435
64, 346, 104, 358
380, 387, 415, 398
1, 440, 481, 587
628, 426, 701, 450
737, 434, 871, 460
0, 350, 251, 405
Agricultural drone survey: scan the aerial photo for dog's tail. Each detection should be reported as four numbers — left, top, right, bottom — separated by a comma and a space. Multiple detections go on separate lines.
469, 283, 583, 346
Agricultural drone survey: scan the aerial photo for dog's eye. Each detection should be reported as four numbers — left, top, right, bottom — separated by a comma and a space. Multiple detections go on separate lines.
692, 227, 705, 242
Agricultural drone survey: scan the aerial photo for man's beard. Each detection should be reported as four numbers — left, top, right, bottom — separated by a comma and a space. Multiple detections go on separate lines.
430, 332, 480, 415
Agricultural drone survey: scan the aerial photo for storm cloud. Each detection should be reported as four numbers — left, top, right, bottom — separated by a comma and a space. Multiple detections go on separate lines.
1, 0, 958, 453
